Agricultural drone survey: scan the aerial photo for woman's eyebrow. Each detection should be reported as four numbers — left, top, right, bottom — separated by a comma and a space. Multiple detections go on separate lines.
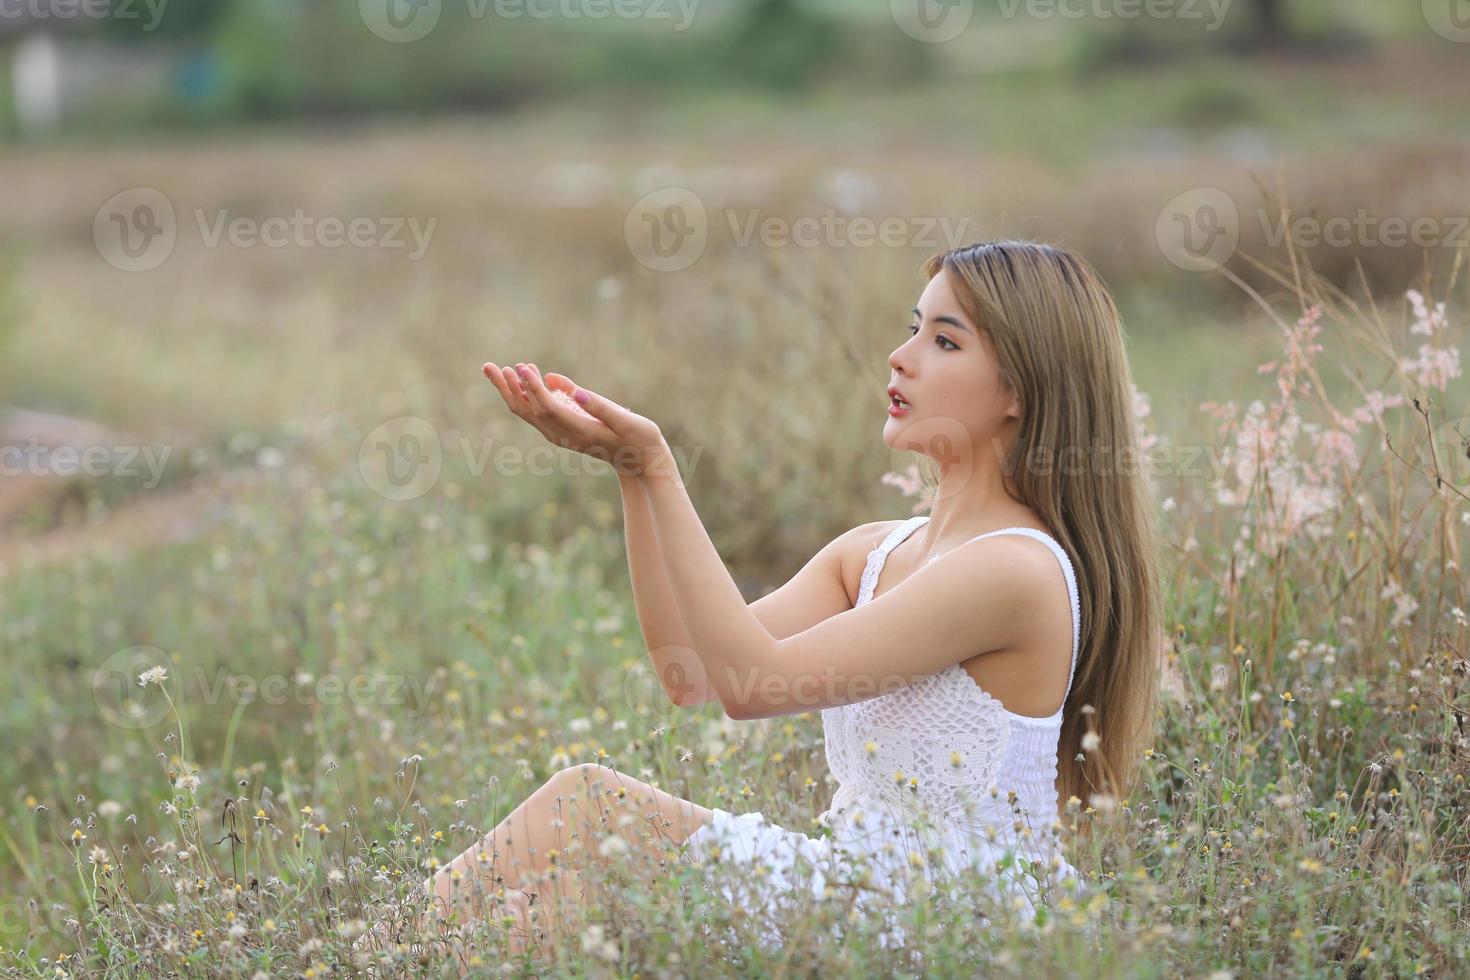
911, 307, 975, 335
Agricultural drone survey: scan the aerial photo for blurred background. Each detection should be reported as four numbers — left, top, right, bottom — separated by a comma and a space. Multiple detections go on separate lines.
1, 0, 1468, 968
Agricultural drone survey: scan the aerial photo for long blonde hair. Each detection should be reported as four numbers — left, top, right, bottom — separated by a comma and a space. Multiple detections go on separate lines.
918, 241, 1164, 829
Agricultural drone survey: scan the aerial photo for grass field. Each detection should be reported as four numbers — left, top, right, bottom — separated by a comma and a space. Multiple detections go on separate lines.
1, 45, 1468, 976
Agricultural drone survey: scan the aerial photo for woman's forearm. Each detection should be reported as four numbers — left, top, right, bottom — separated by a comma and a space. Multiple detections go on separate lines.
617, 473, 717, 706
637, 444, 778, 711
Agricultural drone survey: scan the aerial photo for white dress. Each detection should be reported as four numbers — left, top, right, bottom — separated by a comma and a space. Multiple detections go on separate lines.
680, 514, 1089, 948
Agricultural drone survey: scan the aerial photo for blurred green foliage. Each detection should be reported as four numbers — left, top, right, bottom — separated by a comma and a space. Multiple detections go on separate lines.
0, 0, 1436, 138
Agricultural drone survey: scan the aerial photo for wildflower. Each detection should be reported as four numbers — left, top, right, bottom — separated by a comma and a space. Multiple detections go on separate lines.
1080, 732, 1101, 752
1279, 691, 1294, 703
138, 666, 168, 687
580, 923, 619, 963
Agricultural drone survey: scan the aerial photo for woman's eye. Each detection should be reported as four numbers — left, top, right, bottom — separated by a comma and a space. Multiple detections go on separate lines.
910, 324, 958, 351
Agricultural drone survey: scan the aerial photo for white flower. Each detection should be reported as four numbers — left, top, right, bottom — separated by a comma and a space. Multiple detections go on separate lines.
137, 666, 168, 687
580, 923, 619, 963
1080, 732, 1101, 752
597, 834, 629, 858
568, 718, 592, 734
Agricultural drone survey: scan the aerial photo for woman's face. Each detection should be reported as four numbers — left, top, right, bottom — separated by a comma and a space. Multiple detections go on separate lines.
884, 266, 1020, 461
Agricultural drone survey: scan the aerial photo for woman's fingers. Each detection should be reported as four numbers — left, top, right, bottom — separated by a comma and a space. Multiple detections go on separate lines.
503, 365, 532, 407
519, 363, 599, 430
482, 361, 518, 411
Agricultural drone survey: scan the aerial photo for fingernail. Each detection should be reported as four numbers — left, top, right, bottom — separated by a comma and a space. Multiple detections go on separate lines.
574, 388, 590, 405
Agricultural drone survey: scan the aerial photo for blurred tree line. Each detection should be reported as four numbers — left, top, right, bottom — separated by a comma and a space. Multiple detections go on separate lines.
0, 0, 1433, 134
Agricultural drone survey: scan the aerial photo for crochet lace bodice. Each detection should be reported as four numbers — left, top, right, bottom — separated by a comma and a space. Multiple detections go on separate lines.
818, 514, 1081, 851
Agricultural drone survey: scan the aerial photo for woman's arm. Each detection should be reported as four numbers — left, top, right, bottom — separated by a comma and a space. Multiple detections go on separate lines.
637, 443, 786, 715
638, 439, 1045, 720
618, 472, 720, 707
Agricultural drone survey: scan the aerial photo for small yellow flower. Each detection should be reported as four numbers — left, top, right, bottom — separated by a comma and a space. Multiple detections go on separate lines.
864, 741, 877, 756
300, 805, 314, 816
1279, 691, 1294, 703
949, 750, 963, 768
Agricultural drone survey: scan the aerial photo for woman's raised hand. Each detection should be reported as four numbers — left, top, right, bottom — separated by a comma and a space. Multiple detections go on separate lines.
481, 361, 671, 479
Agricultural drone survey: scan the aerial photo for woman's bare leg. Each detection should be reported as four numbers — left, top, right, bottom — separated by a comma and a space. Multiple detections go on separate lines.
420, 763, 714, 955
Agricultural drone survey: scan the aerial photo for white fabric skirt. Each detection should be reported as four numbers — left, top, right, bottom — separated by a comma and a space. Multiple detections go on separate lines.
680, 804, 1087, 950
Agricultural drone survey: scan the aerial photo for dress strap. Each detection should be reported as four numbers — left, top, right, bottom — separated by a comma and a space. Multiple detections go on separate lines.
874, 514, 930, 557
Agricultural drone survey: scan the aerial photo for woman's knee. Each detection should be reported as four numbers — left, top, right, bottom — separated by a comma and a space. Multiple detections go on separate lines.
551, 762, 622, 798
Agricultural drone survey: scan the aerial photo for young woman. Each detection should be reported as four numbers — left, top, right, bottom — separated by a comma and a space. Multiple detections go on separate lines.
368, 239, 1162, 958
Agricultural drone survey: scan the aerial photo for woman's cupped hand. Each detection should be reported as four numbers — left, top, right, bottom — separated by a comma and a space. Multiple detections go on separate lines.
481, 361, 672, 479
